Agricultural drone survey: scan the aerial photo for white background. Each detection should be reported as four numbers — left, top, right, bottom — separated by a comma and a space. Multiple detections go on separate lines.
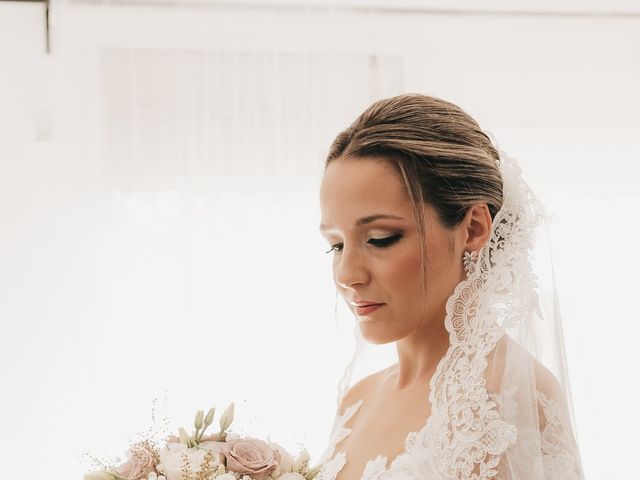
1, 1, 639, 478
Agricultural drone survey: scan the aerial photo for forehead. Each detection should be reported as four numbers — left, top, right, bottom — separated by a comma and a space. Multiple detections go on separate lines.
319, 157, 412, 226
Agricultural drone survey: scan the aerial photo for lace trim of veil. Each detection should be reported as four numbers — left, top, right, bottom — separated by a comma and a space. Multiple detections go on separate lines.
404, 149, 548, 478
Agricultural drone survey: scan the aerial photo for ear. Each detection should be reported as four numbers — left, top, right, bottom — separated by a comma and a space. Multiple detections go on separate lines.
462, 203, 492, 253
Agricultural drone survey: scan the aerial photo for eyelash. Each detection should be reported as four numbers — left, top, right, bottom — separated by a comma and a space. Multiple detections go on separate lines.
325, 234, 403, 254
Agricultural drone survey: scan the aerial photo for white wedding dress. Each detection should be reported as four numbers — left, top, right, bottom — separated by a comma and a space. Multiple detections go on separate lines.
316, 354, 583, 480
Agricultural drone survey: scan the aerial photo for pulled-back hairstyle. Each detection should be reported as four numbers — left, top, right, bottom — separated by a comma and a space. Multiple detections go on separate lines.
325, 93, 503, 296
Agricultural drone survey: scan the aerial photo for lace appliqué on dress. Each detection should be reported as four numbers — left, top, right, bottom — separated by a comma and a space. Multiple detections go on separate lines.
315, 396, 418, 480
537, 391, 582, 480
361, 455, 388, 480
492, 386, 583, 479
316, 399, 364, 480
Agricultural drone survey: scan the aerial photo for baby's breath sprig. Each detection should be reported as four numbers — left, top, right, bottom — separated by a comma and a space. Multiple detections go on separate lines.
180, 452, 194, 480
194, 450, 217, 480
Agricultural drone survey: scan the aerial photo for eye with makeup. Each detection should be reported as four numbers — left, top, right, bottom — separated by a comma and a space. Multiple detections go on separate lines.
324, 233, 403, 254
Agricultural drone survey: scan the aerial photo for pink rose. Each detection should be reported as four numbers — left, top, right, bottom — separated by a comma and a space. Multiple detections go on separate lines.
113, 444, 157, 480
221, 437, 281, 480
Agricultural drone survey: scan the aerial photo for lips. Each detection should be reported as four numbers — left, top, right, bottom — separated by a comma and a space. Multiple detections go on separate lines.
353, 303, 385, 316
351, 300, 383, 307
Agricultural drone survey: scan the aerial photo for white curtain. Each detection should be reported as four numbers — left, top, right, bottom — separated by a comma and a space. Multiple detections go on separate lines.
0, 2, 638, 478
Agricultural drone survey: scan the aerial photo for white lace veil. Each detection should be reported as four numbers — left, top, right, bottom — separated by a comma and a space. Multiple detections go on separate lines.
326, 133, 585, 479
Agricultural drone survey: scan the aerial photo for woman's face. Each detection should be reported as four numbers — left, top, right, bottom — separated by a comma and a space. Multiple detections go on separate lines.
319, 156, 467, 345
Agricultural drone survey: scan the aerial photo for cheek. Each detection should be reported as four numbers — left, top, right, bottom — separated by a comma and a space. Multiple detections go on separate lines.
383, 239, 454, 299
382, 247, 425, 290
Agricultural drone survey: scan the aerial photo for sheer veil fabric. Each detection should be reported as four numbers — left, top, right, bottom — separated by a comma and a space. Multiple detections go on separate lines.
317, 136, 585, 480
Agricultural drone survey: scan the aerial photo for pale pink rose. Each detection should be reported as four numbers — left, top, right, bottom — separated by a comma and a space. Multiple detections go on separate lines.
221, 437, 281, 480
113, 445, 157, 480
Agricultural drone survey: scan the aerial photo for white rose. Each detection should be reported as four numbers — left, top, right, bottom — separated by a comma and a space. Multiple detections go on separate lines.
198, 440, 226, 465
215, 474, 236, 480
157, 443, 208, 480
277, 473, 306, 480
269, 442, 294, 477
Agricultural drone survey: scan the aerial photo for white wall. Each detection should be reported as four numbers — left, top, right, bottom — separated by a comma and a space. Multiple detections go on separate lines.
1, 2, 638, 479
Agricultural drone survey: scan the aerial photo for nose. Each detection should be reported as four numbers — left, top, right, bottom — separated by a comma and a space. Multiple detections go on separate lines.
334, 243, 370, 290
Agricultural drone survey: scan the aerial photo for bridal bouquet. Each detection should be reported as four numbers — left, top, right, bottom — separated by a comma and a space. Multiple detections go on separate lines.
84, 402, 322, 480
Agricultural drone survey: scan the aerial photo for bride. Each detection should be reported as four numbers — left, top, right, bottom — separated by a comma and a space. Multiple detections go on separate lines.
315, 94, 584, 480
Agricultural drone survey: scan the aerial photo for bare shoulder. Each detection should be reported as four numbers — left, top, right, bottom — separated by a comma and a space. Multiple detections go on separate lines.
490, 334, 566, 402
532, 355, 566, 404
337, 366, 390, 416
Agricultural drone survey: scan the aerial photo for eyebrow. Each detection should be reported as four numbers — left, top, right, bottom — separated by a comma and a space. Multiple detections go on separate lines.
319, 214, 405, 232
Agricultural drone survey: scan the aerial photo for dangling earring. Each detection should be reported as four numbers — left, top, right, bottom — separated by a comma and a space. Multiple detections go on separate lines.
462, 250, 478, 278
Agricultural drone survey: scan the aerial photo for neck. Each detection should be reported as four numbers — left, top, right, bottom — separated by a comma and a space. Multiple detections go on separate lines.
390, 303, 451, 390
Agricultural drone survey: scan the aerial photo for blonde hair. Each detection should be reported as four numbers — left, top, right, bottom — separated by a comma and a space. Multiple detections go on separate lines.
325, 93, 503, 296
